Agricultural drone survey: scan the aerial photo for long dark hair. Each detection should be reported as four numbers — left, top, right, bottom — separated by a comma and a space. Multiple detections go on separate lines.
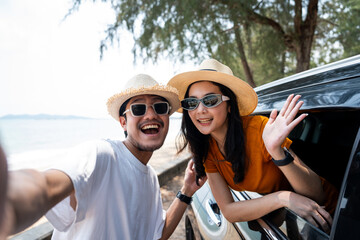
177, 82, 247, 185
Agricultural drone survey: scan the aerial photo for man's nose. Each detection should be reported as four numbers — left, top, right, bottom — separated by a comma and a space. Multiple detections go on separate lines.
143, 106, 157, 119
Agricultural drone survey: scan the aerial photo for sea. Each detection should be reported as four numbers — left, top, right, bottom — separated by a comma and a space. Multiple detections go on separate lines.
0, 117, 182, 170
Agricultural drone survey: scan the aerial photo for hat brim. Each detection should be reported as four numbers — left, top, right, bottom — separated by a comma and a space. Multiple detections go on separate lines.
107, 85, 180, 121
168, 70, 258, 116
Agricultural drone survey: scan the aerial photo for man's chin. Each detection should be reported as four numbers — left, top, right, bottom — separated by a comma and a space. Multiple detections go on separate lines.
127, 133, 167, 152
137, 143, 163, 152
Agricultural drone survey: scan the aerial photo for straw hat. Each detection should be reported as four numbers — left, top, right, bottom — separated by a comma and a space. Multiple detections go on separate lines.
167, 59, 258, 116
107, 74, 180, 121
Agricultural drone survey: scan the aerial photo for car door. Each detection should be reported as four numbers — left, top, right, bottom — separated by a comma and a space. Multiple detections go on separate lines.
190, 181, 243, 240
330, 127, 360, 239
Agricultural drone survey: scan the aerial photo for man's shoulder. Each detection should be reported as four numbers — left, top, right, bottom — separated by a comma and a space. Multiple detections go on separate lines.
90, 139, 124, 156
69, 139, 123, 159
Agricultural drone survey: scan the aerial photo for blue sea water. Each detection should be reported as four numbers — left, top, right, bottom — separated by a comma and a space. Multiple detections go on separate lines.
0, 117, 182, 170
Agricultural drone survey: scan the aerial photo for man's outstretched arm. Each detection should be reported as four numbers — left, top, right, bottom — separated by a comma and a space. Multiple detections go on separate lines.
6, 169, 74, 234
160, 160, 206, 240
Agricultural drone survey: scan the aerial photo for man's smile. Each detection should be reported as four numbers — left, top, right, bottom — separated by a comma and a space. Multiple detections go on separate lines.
141, 124, 160, 134
139, 120, 164, 135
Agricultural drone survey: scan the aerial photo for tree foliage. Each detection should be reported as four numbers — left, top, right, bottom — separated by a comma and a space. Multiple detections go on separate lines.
70, 0, 360, 86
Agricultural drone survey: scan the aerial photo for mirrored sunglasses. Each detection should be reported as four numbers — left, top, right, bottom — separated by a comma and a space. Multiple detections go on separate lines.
181, 94, 230, 111
123, 102, 170, 117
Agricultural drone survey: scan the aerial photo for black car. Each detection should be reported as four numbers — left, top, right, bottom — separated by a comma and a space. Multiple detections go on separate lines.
185, 55, 360, 240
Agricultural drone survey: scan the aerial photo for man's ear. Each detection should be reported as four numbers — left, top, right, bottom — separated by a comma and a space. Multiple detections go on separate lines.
119, 116, 127, 130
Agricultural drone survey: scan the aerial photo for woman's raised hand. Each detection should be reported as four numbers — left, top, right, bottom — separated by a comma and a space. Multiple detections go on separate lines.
262, 94, 307, 158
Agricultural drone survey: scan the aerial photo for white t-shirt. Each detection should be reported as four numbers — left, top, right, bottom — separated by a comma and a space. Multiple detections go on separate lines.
46, 139, 165, 240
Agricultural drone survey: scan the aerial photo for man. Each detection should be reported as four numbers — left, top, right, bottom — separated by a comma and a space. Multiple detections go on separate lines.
5, 74, 206, 239
0, 145, 10, 240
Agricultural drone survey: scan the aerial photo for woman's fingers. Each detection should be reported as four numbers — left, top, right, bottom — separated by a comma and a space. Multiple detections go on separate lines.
288, 192, 332, 234
279, 94, 294, 116
280, 95, 307, 130
301, 207, 331, 234
318, 206, 333, 226
312, 210, 331, 234
303, 211, 330, 234
288, 113, 308, 131
284, 94, 299, 117
317, 206, 333, 230
286, 100, 303, 122
267, 109, 278, 125
304, 215, 319, 228
277, 94, 304, 123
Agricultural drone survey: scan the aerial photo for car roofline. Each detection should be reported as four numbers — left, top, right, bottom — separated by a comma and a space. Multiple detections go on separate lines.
255, 55, 360, 92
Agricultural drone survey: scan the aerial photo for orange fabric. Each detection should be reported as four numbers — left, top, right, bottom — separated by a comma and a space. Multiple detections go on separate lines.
204, 115, 338, 214
204, 115, 292, 194
321, 177, 339, 215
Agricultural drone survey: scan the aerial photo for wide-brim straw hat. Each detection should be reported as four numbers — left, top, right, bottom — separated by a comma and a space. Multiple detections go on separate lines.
167, 59, 258, 116
107, 74, 180, 121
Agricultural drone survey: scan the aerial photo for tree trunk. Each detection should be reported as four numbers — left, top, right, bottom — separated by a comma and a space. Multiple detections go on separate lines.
295, 39, 312, 72
242, 0, 319, 73
294, 0, 318, 72
233, 24, 256, 87
244, 22, 252, 59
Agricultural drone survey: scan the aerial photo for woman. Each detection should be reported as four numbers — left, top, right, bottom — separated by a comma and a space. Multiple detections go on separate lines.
168, 59, 338, 234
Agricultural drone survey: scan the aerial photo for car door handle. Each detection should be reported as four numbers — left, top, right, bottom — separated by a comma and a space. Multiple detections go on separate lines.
206, 199, 222, 227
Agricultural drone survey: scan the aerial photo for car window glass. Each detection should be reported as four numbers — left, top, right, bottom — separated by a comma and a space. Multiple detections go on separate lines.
331, 127, 360, 239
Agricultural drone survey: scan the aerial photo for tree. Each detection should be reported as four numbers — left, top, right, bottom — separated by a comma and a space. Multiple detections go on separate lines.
326, 0, 360, 59
70, 0, 359, 86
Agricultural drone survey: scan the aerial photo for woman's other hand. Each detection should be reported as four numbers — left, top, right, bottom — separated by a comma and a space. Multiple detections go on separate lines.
279, 191, 332, 234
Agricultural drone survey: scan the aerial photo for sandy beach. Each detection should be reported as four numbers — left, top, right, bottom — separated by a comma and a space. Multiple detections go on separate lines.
151, 137, 191, 173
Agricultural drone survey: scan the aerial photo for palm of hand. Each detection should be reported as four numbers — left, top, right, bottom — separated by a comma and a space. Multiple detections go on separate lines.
262, 94, 307, 154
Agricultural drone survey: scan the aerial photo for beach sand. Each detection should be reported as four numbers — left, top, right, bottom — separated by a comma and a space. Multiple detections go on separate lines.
151, 138, 191, 174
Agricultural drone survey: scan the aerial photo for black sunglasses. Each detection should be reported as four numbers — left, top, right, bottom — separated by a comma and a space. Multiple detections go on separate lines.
123, 102, 170, 117
181, 94, 230, 111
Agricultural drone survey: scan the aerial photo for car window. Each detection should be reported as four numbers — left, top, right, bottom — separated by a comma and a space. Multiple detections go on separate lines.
289, 110, 359, 190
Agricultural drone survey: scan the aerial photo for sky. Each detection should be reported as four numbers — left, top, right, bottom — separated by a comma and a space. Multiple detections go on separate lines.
0, 0, 194, 119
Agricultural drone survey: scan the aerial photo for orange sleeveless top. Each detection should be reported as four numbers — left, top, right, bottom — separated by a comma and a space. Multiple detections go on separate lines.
204, 115, 338, 213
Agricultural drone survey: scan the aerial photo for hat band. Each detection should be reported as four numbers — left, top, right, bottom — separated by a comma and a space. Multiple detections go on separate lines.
200, 69, 217, 72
